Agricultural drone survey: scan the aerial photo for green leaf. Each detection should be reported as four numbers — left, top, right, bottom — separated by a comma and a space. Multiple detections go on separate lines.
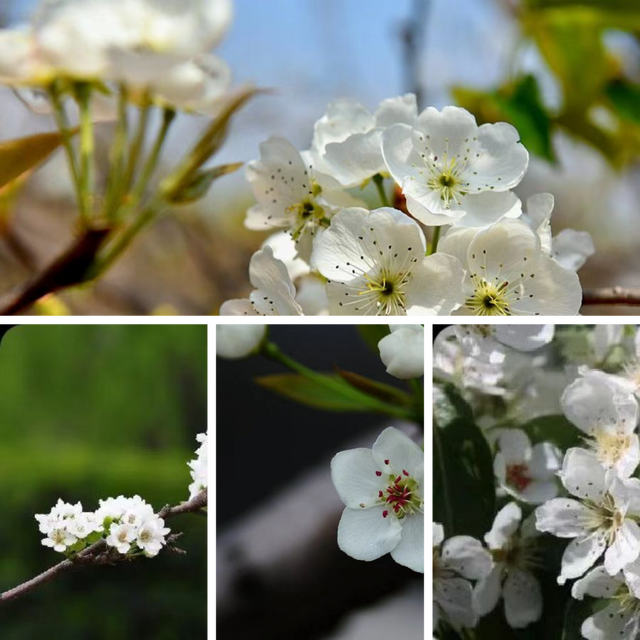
166, 162, 243, 204
334, 367, 412, 406
0, 131, 69, 189
562, 596, 595, 640
606, 79, 640, 126
357, 324, 391, 353
255, 372, 387, 412
433, 384, 495, 538
519, 414, 582, 450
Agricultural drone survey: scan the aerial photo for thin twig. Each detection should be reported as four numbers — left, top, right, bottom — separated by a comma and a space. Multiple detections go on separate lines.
400, 0, 429, 109
0, 490, 207, 604
581, 287, 640, 306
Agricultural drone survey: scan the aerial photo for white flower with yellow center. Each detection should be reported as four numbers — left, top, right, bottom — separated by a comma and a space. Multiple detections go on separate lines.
106, 522, 137, 554
382, 106, 528, 227
536, 448, 640, 584
245, 137, 363, 261
331, 427, 424, 572
562, 371, 639, 478
438, 219, 582, 316
313, 207, 465, 316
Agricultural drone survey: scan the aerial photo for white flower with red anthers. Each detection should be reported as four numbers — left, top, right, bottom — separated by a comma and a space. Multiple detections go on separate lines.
493, 429, 560, 505
330, 427, 424, 572
313, 206, 465, 316
245, 137, 363, 261
438, 219, 582, 316
381, 105, 528, 227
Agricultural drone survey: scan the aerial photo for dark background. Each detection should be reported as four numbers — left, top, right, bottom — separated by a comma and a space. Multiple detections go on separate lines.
216, 325, 406, 526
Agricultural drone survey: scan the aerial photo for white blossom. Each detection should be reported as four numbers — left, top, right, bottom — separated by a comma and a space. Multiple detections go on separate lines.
378, 325, 424, 379
216, 324, 267, 358
188, 432, 208, 499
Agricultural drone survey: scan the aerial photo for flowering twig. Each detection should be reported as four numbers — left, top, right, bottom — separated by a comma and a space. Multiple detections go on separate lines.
581, 287, 640, 306
0, 489, 207, 604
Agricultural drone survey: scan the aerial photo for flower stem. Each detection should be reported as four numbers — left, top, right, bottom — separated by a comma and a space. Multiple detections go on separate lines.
76, 83, 95, 220
427, 226, 441, 255
373, 174, 390, 207
104, 85, 130, 222
122, 98, 151, 192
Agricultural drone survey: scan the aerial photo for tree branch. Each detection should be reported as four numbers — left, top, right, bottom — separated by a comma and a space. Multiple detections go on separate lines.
0, 489, 207, 604
581, 287, 640, 306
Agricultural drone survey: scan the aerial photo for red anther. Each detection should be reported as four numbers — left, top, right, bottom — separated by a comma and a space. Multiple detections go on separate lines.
384, 459, 389, 465
393, 505, 400, 512
395, 475, 402, 483
375, 471, 382, 477
403, 470, 409, 476
382, 510, 389, 518
378, 491, 384, 498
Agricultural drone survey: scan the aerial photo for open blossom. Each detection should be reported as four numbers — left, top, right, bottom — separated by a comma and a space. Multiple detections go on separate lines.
438, 219, 582, 316
216, 324, 267, 358
382, 105, 528, 227
314, 207, 464, 316
310, 94, 417, 188
136, 517, 171, 558
106, 522, 137, 554
536, 448, 640, 583
433, 523, 493, 631
473, 503, 543, 629
378, 325, 424, 379
220, 247, 303, 316
331, 427, 424, 572
188, 432, 208, 499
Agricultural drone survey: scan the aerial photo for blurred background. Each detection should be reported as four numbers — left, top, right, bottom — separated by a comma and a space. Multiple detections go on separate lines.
1, 0, 639, 314
0, 324, 207, 639
216, 325, 424, 640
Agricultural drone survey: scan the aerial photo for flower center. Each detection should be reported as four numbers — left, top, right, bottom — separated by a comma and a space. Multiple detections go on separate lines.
592, 428, 633, 468
359, 269, 409, 315
588, 493, 625, 544
139, 530, 151, 543
506, 463, 532, 492
287, 198, 325, 239
117, 530, 128, 543
426, 157, 468, 208
465, 278, 511, 316
377, 470, 422, 519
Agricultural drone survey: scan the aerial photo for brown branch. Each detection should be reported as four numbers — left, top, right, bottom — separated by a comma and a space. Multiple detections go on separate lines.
0, 489, 207, 604
581, 287, 640, 306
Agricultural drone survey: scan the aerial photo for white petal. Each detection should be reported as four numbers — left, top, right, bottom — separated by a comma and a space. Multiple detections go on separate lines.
337, 506, 402, 561
434, 577, 477, 630
405, 253, 465, 315
390, 512, 424, 572
605, 519, 640, 575
496, 429, 531, 464
433, 522, 445, 547
485, 502, 522, 550
528, 442, 561, 480
455, 190, 522, 228
374, 94, 418, 128
322, 129, 385, 187
552, 229, 595, 271
493, 325, 555, 352
372, 427, 423, 477
572, 566, 625, 599
558, 533, 607, 584
330, 448, 385, 509
441, 536, 493, 580
312, 98, 374, 150
581, 604, 638, 640
535, 498, 593, 538
523, 192, 554, 254
472, 564, 503, 616
503, 569, 542, 629
415, 106, 479, 160
520, 480, 559, 504
560, 448, 607, 501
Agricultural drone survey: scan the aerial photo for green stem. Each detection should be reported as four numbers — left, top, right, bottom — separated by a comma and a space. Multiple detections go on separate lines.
262, 341, 417, 420
76, 83, 95, 220
433, 423, 454, 535
122, 99, 151, 192
104, 85, 130, 222
48, 86, 84, 220
373, 173, 390, 207
428, 226, 441, 255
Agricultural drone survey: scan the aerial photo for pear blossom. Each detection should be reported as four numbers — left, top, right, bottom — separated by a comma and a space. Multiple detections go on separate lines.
136, 517, 171, 558
310, 94, 417, 188
473, 503, 543, 628
188, 432, 208, 499
378, 325, 424, 379
314, 207, 465, 316
433, 523, 493, 631
245, 137, 362, 261
216, 324, 267, 359
438, 219, 582, 316
561, 371, 639, 477
331, 427, 424, 573
382, 105, 528, 227
572, 563, 640, 640
535, 447, 640, 583
220, 247, 303, 316
106, 522, 137, 554
294, 275, 329, 316
493, 429, 560, 504
42, 527, 78, 553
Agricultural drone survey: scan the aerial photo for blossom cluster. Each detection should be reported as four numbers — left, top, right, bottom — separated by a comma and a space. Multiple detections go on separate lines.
188, 432, 208, 499
433, 324, 640, 639
35, 496, 170, 558
222, 96, 594, 316
0, 0, 232, 114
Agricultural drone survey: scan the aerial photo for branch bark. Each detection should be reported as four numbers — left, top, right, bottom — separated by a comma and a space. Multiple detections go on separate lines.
0, 489, 207, 604
581, 287, 640, 306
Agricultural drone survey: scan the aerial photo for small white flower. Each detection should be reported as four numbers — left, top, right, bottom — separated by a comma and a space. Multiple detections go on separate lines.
106, 522, 137, 555
188, 432, 208, 499
220, 247, 303, 316
438, 219, 583, 316
561, 371, 639, 477
42, 527, 77, 553
314, 207, 465, 316
493, 429, 560, 504
473, 503, 543, 629
378, 325, 424, 379
66, 512, 102, 539
536, 448, 640, 583
216, 325, 267, 359
331, 427, 424, 572
136, 517, 171, 558
95, 495, 130, 524
310, 94, 417, 188
382, 106, 528, 227
572, 564, 640, 640
433, 523, 493, 631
